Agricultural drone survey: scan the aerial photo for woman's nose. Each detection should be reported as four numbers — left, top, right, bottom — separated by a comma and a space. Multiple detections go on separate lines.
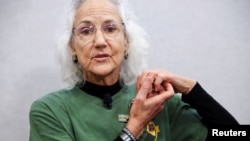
93, 29, 107, 48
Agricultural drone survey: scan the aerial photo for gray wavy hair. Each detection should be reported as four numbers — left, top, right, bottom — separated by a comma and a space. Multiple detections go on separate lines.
57, 0, 150, 87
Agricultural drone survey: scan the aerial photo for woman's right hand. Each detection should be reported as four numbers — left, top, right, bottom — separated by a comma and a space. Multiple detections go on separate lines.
126, 75, 174, 139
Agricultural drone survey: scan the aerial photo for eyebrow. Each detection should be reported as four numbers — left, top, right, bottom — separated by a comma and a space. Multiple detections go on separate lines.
77, 19, 119, 26
77, 20, 92, 26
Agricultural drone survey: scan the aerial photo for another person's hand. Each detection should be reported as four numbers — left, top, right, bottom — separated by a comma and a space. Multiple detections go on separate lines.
137, 69, 197, 95
126, 73, 174, 139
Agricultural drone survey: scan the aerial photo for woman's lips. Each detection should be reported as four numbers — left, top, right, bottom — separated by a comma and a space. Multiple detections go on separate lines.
92, 54, 110, 61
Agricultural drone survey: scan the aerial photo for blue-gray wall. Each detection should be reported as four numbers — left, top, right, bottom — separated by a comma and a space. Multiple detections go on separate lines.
0, 0, 249, 140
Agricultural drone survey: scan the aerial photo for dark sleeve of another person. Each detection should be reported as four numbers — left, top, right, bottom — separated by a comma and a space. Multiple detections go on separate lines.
182, 82, 239, 126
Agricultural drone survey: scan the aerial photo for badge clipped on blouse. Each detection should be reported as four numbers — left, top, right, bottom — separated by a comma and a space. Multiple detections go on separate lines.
118, 114, 129, 123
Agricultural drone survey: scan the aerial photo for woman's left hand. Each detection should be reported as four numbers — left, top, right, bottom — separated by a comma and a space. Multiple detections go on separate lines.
137, 69, 197, 95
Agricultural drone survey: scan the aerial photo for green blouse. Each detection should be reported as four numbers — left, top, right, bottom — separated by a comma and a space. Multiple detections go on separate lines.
29, 84, 207, 141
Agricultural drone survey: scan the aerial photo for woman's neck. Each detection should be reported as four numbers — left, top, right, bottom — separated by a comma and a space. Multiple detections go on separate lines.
84, 71, 120, 86
79, 80, 123, 98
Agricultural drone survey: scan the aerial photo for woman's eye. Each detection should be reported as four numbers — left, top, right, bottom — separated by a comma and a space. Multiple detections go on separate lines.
104, 25, 117, 33
79, 27, 93, 35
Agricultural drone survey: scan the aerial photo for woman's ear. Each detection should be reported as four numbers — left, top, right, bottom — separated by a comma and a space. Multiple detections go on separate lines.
125, 36, 129, 49
70, 45, 78, 63
70, 36, 77, 55
71, 46, 77, 56
124, 39, 129, 60
123, 29, 129, 48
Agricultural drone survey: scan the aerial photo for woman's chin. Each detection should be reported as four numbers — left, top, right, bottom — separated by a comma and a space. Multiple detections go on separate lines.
90, 66, 117, 77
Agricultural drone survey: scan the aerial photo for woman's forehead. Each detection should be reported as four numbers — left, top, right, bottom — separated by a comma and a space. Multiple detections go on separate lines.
74, 0, 122, 25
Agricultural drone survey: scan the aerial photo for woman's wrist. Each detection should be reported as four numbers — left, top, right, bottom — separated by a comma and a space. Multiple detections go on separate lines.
177, 77, 197, 95
114, 127, 138, 141
121, 127, 137, 141
125, 122, 144, 139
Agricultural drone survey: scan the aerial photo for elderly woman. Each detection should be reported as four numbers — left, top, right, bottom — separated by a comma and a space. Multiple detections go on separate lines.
29, 0, 238, 141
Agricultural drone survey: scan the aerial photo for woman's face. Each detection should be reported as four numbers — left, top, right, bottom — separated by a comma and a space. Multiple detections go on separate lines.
71, 0, 128, 84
